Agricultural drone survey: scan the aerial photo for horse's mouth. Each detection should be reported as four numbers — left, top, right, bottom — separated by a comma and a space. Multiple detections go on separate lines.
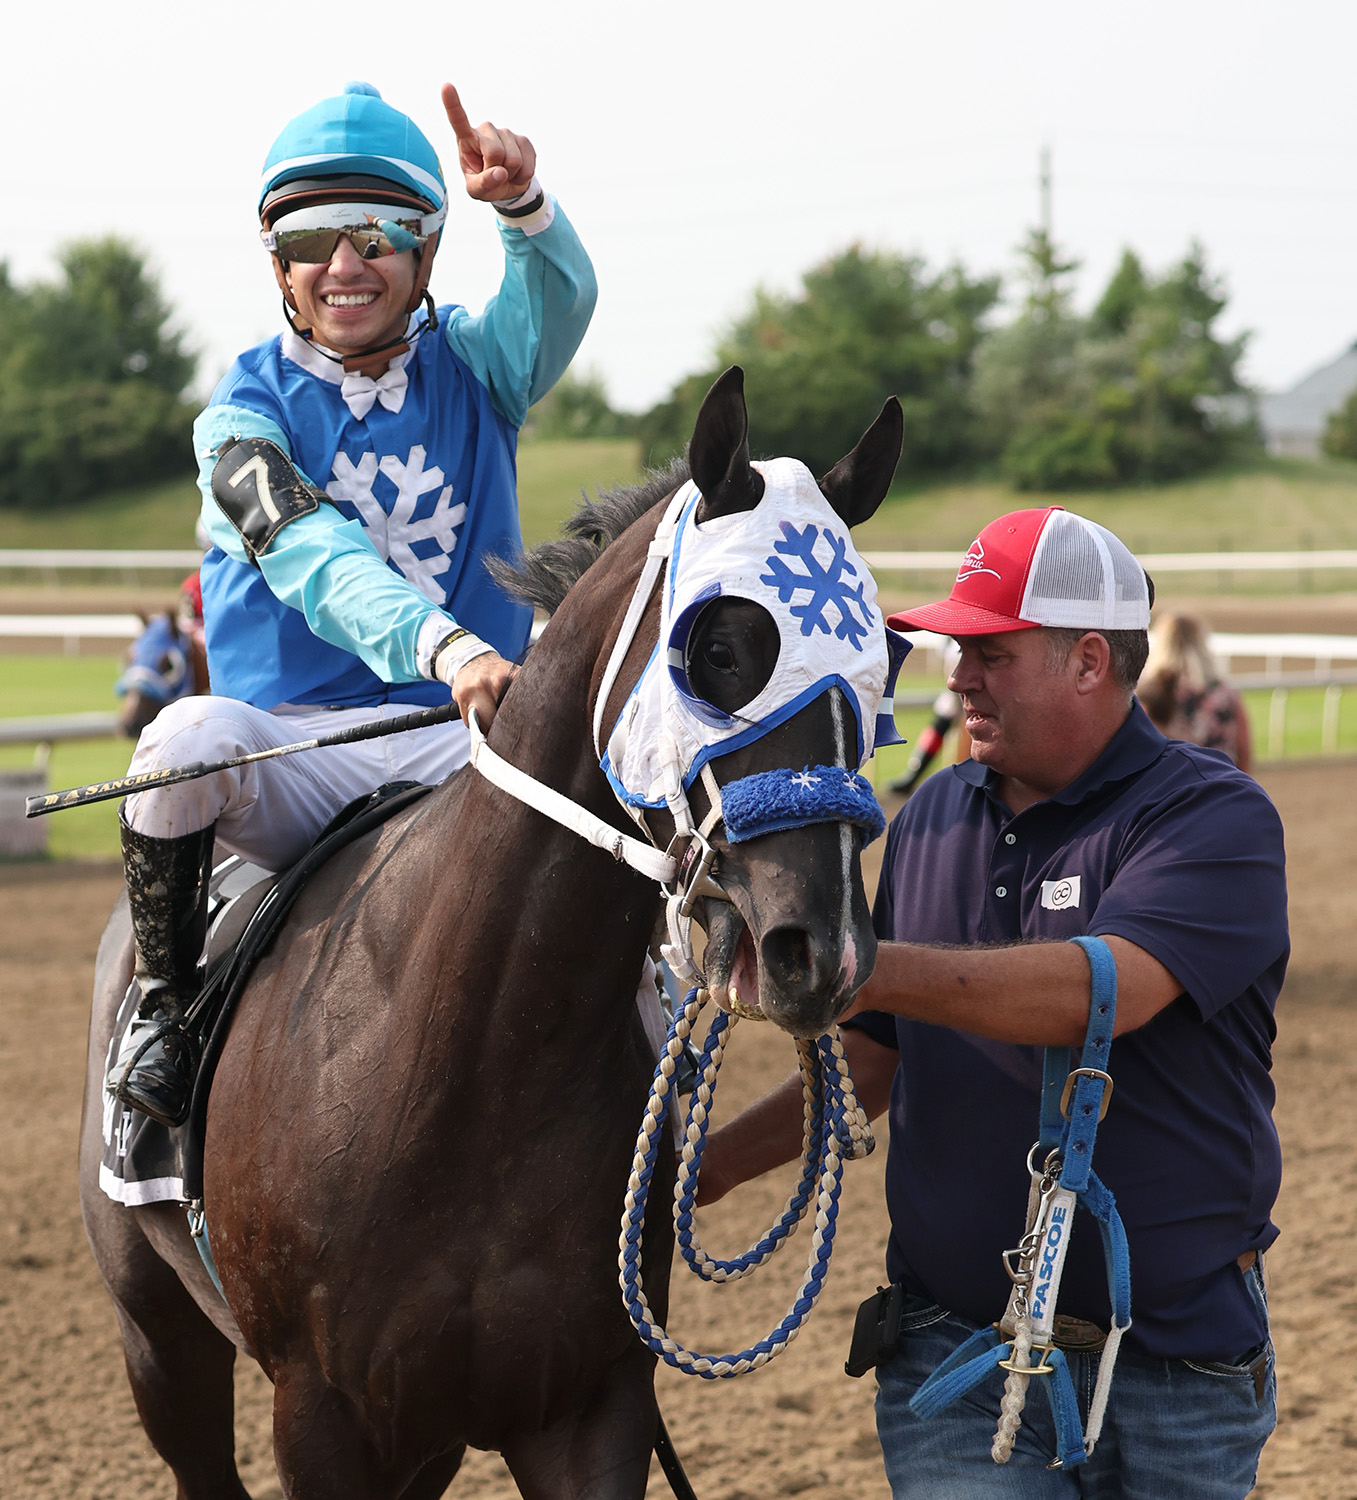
698, 897, 761, 1015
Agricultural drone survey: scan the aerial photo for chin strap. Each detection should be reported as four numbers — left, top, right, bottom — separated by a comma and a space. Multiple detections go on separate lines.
278, 290, 439, 377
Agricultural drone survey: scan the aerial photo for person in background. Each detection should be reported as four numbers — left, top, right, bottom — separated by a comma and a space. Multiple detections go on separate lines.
1138, 611, 1251, 772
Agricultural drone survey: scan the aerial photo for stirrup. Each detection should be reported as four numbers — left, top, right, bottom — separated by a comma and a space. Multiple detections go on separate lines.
108, 1015, 201, 1127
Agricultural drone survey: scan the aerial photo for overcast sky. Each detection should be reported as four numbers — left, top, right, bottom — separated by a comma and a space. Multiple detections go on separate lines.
10, 1, 1357, 411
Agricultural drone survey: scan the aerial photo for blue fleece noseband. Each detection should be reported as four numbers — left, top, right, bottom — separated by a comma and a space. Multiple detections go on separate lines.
721, 766, 886, 845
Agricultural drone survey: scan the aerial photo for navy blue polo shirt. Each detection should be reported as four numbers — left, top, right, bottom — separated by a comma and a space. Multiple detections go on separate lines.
852, 701, 1288, 1361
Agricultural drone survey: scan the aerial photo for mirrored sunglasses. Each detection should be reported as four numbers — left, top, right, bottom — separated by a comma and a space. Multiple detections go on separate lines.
261, 203, 432, 263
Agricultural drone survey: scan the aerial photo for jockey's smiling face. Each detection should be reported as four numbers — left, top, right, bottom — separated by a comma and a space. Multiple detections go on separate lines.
284, 231, 417, 356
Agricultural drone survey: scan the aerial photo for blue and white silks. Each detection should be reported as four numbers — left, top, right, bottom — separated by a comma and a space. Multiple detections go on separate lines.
601, 460, 908, 817
197, 204, 596, 710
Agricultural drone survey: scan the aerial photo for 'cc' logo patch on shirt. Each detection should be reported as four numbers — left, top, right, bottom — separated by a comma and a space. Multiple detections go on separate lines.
1041, 875, 1082, 911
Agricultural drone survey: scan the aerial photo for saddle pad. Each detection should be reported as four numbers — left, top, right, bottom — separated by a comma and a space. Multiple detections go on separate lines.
99, 780, 434, 1207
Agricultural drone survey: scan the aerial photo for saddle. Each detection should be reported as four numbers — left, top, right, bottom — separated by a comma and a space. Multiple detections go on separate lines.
99, 781, 433, 1208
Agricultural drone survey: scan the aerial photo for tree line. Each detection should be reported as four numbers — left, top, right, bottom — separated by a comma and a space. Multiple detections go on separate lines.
0, 239, 197, 507
3, 231, 1257, 508
534, 231, 1258, 491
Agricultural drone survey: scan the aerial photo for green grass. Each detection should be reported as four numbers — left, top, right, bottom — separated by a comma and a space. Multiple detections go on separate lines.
516, 438, 642, 544
0, 656, 130, 861
858, 454, 1357, 559
1241, 685, 1357, 758
0, 439, 645, 556
11, 447, 1357, 566
0, 474, 204, 550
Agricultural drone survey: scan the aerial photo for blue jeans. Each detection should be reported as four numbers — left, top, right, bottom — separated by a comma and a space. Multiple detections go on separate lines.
874, 1261, 1275, 1498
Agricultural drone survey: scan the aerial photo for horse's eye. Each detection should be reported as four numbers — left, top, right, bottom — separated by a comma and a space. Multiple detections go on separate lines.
157, 653, 173, 673
704, 640, 736, 672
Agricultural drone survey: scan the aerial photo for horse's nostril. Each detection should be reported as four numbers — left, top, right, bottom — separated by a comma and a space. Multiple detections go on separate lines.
760, 925, 815, 992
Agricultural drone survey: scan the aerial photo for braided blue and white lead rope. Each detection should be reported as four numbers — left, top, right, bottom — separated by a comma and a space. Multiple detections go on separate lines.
674, 1020, 822, 1282
618, 986, 874, 1377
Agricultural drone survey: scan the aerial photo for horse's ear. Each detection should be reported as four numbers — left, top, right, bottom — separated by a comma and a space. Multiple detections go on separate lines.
690, 366, 765, 522
818, 397, 904, 528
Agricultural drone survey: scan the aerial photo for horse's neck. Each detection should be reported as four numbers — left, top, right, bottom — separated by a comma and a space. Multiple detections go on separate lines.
417, 526, 663, 1029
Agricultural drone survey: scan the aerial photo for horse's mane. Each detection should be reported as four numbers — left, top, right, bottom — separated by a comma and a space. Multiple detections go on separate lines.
489, 457, 690, 617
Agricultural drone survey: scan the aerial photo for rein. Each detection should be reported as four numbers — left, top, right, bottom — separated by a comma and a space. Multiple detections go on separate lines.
465, 486, 882, 1381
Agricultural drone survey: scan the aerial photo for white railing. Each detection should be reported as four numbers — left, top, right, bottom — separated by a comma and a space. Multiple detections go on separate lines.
0, 712, 123, 746
896, 631, 1357, 761
0, 548, 203, 571
862, 549, 1357, 574
898, 629, 1357, 681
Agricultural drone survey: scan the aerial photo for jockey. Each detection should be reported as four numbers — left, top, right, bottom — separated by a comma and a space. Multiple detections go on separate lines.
107, 80, 597, 1128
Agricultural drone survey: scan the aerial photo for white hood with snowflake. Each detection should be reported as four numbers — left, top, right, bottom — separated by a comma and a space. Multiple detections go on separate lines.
601, 458, 891, 810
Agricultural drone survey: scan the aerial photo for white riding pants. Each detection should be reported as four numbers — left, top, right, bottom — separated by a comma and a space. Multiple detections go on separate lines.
123, 695, 670, 1064
123, 695, 469, 870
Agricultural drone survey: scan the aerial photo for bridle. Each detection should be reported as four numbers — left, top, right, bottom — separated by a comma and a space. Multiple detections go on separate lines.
467, 481, 883, 985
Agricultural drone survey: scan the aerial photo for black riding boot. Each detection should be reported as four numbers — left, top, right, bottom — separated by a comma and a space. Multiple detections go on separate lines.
105, 813, 215, 1127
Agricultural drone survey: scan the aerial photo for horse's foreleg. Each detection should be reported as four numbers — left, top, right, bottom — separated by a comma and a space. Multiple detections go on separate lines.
501, 1355, 658, 1500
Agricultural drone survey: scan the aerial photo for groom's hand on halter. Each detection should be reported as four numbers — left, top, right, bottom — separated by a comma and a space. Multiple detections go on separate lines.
448, 651, 517, 731
442, 83, 537, 203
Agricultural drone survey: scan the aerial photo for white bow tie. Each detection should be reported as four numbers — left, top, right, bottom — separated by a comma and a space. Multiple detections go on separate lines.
340, 364, 409, 420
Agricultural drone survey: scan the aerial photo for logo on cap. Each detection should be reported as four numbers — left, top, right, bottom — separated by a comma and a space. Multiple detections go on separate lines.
956, 540, 1001, 584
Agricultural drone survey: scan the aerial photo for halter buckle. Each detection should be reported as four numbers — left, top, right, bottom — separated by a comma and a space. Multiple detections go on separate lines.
1059, 1067, 1114, 1122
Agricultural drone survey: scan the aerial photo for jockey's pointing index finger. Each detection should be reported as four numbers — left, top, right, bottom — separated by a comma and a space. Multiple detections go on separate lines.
440, 83, 478, 147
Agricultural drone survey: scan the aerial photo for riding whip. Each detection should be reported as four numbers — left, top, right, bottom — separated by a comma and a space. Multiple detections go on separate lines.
24, 701, 462, 817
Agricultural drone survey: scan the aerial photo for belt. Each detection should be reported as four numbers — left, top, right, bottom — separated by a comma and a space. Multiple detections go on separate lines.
1050, 1313, 1107, 1353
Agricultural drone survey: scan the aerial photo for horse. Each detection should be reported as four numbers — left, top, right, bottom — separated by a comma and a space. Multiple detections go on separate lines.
78, 367, 904, 1500
115, 574, 209, 738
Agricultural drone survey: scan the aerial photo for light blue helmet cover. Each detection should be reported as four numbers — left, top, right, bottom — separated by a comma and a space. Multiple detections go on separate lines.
259, 81, 447, 216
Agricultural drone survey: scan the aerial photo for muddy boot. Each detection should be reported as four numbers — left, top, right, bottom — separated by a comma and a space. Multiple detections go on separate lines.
105, 814, 215, 1128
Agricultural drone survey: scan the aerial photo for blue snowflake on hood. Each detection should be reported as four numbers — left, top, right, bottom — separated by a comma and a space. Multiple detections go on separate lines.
760, 523, 875, 649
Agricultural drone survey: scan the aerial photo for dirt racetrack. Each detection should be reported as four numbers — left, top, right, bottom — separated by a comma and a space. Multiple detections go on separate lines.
2, 760, 1355, 1499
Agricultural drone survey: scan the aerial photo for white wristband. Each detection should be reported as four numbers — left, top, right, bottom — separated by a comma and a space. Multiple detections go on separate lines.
493, 177, 554, 236
431, 629, 496, 688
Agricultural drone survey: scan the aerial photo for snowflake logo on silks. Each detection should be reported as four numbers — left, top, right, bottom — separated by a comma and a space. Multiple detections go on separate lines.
326, 444, 468, 604
791, 771, 820, 790
760, 523, 875, 649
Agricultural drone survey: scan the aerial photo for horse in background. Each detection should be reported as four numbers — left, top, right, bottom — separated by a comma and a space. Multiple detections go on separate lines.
115, 573, 209, 738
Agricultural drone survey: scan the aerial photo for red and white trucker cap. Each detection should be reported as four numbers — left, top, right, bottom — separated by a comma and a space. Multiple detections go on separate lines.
887, 506, 1151, 636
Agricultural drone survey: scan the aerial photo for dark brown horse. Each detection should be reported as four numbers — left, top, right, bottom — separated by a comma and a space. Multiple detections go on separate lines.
78, 370, 902, 1499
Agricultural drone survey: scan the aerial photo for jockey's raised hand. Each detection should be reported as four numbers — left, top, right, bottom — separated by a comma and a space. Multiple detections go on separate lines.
442, 83, 538, 203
